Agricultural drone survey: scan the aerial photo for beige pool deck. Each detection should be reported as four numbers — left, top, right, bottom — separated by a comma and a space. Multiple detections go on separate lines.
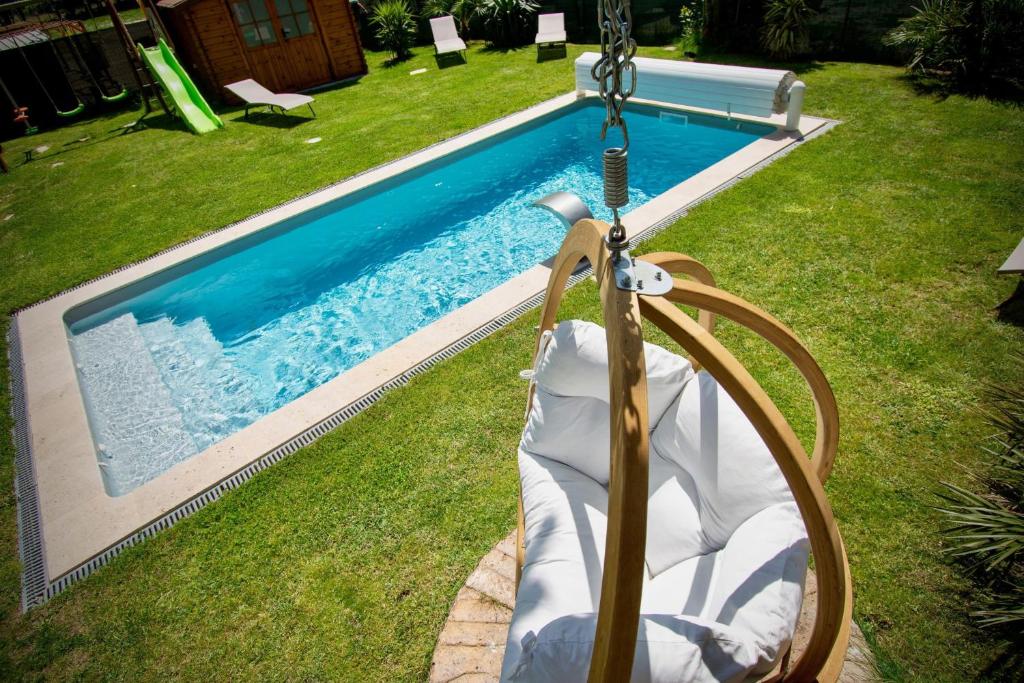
10, 91, 833, 606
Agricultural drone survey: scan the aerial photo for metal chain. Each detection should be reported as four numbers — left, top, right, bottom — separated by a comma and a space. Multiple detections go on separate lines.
590, 0, 637, 246
591, 0, 637, 147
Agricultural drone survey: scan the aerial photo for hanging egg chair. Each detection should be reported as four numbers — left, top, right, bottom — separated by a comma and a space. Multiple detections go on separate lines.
500, 216, 853, 681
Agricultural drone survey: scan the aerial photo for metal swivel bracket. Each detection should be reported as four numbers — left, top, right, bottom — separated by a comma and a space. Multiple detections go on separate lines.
533, 192, 672, 296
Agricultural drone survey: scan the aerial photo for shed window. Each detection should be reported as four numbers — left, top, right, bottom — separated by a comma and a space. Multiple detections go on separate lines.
232, 0, 277, 47
274, 0, 315, 38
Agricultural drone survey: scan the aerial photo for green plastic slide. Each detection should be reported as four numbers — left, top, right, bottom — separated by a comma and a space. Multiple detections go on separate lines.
138, 38, 223, 134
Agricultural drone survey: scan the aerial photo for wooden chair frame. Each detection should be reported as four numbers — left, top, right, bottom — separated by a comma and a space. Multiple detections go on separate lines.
514, 219, 853, 682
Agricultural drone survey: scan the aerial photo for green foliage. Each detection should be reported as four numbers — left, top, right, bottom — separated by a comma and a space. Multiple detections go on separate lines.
884, 0, 1024, 92
423, 0, 485, 36
678, 0, 704, 37
937, 359, 1024, 636
760, 0, 815, 59
678, 0, 705, 52
478, 0, 538, 48
883, 0, 970, 75
370, 0, 417, 60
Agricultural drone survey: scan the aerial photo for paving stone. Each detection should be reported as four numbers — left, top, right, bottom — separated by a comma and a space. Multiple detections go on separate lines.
439, 621, 510, 647
479, 547, 517, 582
495, 533, 517, 559
428, 644, 504, 682
447, 587, 513, 624
466, 566, 515, 609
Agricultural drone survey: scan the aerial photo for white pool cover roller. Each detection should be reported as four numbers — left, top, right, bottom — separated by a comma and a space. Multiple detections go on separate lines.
575, 52, 806, 131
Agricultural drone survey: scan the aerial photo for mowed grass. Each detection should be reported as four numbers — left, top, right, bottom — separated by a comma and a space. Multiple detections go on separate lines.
1, 43, 1022, 680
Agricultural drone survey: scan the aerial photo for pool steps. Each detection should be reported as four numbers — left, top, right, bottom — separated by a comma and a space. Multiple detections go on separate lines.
72, 314, 198, 495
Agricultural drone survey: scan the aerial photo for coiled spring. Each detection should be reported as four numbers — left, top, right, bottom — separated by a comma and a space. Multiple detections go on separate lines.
603, 147, 629, 244
603, 147, 628, 210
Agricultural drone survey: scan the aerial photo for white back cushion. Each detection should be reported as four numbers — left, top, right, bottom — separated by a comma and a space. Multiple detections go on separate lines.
522, 320, 692, 485
646, 371, 796, 574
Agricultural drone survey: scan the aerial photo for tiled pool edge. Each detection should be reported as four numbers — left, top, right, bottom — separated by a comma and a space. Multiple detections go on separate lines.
8, 111, 838, 610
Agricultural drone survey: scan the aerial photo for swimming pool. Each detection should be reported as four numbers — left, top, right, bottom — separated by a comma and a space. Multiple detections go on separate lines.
65, 99, 772, 496
11, 90, 830, 597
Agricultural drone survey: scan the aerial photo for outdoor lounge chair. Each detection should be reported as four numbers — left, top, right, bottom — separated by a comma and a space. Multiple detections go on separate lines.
224, 79, 316, 119
429, 16, 467, 59
535, 13, 566, 51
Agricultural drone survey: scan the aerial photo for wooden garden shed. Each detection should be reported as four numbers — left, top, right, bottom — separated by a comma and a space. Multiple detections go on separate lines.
156, 0, 365, 97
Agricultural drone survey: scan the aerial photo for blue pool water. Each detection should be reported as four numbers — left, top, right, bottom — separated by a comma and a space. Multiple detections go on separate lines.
67, 100, 772, 495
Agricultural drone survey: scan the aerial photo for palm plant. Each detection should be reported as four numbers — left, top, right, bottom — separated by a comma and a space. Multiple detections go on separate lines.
423, 0, 485, 36
478, 0, 539, 48
370, 0, 417, 61
937, 358, 1024, 633
883, 0, 970, 75
760, 0, 815, 59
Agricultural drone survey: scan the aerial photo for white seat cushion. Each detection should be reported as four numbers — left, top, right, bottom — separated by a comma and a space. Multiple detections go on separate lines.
504, 320, 809, 682
434, 38, 467, 54
535, 31, 567, 44
505, 454, 808, 682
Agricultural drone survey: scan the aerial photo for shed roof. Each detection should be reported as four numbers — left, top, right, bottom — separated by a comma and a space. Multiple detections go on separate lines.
156, 0, 194, 8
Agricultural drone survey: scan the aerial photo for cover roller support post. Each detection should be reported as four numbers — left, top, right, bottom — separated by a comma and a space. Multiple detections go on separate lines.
785, 81, 805, 132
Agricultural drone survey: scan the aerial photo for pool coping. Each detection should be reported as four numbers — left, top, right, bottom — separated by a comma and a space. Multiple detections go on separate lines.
8, 91, 836, 609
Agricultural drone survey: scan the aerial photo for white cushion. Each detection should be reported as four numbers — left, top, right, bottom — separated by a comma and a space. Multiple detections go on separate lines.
505, 321, 809, 682
522, 320, 692, 485
434, 38, 466, 54
535, 31, 566, 44
505, 452, 808, 682
646, 372, 796, 574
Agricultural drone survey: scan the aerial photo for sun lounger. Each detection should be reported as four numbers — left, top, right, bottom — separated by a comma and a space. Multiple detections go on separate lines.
224, 79, 316, 119
429, 16, 467, 58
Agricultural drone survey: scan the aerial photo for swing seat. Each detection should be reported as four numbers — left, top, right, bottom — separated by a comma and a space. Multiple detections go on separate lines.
503, 320, 810, 682
101, 87, 130, 103
56, 102, 86, 118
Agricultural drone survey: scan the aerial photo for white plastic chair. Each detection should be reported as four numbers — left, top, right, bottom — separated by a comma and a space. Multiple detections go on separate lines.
429, 16, 467, 59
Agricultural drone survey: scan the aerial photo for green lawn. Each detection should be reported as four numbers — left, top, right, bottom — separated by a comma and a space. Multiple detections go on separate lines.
1, 43, 1022, 681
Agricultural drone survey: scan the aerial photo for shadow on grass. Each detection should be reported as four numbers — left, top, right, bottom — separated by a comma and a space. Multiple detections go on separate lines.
125, 113, 187, 133
434, 52, 468, 69
900, 73, 1024, 107
976, 640, 1024, 682
379, 53, 414, 68
536, 44, 567, 63
688, 50, 827, 77
6, 111, 174, 170
305, 75, 362, 95
233, 113, 311, 129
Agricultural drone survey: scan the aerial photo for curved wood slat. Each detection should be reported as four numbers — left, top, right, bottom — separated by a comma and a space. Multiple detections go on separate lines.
527, 219, 651, 682
640, 253, 840, 483
637, 251, 718, 336
640, 295, 851, 682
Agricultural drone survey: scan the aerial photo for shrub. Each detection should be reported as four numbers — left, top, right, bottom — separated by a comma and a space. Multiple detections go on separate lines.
424, 0, 484, 37
760, 0, 815, 59
937, 358, 1024, 638
478, 0, 538, 48
370, 0, 417, 61
883, 0, 970, 76
884, 0, 1024, 93
678, 0, 704, 52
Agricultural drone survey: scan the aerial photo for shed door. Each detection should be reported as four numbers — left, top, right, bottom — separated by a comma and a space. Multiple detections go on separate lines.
229, 0, 333, 92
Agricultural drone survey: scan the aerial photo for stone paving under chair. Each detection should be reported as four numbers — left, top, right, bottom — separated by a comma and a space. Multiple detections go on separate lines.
429, 531, 878, 682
